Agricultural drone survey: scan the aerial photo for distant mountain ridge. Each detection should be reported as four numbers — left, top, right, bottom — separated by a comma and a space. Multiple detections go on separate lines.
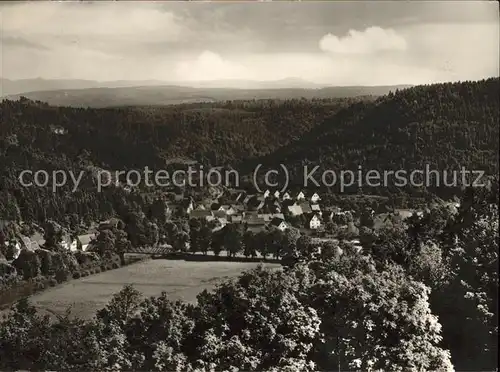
1, 77, 413, 97
1, 78, 412, 107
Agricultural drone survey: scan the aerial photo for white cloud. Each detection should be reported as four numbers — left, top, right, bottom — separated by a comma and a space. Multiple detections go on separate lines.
174, 51, 252, 81
1, 2, 184, 46
319, 27, 407, 54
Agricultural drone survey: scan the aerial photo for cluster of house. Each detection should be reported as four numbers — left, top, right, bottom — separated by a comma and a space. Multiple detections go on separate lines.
0, 220, 120, 261
183, 188, 329, 233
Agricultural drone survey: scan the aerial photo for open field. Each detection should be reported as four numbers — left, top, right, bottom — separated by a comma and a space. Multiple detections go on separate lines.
3, 259, 281, 320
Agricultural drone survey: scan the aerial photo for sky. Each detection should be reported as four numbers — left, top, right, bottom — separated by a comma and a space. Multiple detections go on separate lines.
0, 1, 498, 86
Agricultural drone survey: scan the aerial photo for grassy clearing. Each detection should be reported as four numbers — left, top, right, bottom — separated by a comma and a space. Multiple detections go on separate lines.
5, 259, 280, 320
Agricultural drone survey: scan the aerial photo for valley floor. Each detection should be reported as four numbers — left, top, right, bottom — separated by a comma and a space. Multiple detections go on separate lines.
5, 259, 281, 320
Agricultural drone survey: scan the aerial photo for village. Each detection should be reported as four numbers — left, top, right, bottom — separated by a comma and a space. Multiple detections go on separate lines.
2, 183, 462, 261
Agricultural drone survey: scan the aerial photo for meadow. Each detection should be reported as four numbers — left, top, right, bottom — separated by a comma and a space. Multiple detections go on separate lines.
8, 259, 280, 320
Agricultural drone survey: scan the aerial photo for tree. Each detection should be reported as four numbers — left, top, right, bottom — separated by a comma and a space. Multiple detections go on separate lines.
43, 221, 63, 250
304, 256, 454, 371
198, 224, 212, 255
192, 266, 321, 371
223, 224, 242, 257
97, 284, 142, 328
12, 249, 40, 280
243, 231, 256, 258
431, 192, 498, 370
126, 293, 195, 371
95, 229, 116, 257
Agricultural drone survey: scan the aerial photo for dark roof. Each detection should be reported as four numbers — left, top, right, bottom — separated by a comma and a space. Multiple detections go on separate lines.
299, 203, 312, 214
245, 217, 266, 225
190, 210, 213, 218
213, 210, 227, 218
270, 217, 286, 226
210, 203, 222, 211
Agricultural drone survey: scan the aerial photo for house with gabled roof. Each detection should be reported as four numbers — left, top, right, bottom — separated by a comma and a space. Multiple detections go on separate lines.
273, 190, 280, 199
190, 210, 214, 220
230, 214, 243, 224
282, 192, 291, 201
98, 218, 120, 231
296, 191, 306, 201
310, 192, 321, 203
247, 225, 267, 234
67, 234, 96, 252
244, 215, 266, 226
263, 189, 271, 199
258, 214, 273, 222
308, 214, 322, 230
220, 205, 237, 215
269, 217, 288, 231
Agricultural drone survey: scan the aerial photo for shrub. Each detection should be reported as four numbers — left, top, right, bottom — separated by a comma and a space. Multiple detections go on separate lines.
36, 249, 54, 276
12, 249, 41, 280
35, 282, 45, 292
0, 262, 17, 278
36, 275, 47, 283
49, 278, 58, 287
100, 264, 107, 271
83, 271, 90, 277
111, 262, 119, 269
94, 267, 101, 274
55, 269, 69, 283
73, 271, 81, 279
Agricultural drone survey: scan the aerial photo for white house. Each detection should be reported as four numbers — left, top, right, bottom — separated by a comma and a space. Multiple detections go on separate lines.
296, 191, 305, 201
9, 241, 22, 260
282, 192, 291, 201
310, 193, 321, 203
68, 234, 96, 252
263, 190, 271, 199
309, 215, 322, 230
221, 205, 237, 215
273, 190, 280, 199
186, 200, 194, 214
270, 218, 288, 231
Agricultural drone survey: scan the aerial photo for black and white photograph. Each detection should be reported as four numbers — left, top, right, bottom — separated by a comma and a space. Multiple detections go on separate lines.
0, 1, 498, 371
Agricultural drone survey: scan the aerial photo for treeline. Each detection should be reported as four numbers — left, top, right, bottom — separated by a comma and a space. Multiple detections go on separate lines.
0, 185, 497, 371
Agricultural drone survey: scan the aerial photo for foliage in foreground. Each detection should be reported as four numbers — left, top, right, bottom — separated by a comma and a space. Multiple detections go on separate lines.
0, 254, 453, 372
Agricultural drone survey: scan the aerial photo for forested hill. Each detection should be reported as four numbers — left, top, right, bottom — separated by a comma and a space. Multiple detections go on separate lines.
0, 97, 358, 222
0, 97, 359, 169
0, 78, 498, 223
249, 78, 500, 195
